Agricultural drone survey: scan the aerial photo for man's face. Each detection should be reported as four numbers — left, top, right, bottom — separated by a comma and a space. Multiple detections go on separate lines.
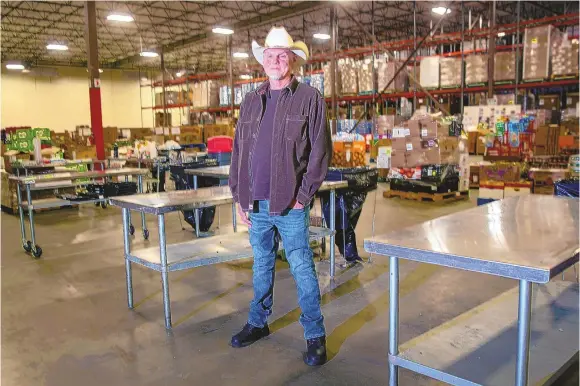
262, 48, 295, 80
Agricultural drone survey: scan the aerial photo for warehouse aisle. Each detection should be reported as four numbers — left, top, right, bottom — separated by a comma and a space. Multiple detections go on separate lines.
1, 185, 572, 386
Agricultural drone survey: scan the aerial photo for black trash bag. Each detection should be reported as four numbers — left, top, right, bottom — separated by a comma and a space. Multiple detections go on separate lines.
320, 190, 368, 261
182, 207, 216, 232
554, 178, 580, 198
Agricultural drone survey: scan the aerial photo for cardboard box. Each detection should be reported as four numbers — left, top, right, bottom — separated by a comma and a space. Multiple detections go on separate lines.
467, 132, 478, 154
534, 185, 554, 195
390, 150, 406, 168
538, 95, 561, 111
391, 137, 407, 151
480, 182, 505, 199
476, 137, 486, 155
73, 146, 97, 160
551, 28, 579, 77
103, 126, 119, 145
480, 164, 521, 183
504, 181, 532, 197
470, 165, 480, 186
370, 138, 392, 159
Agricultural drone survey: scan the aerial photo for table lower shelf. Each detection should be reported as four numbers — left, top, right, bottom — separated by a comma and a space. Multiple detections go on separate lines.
20, 197, 106, 210
394, 281, 579, 386
127, 226, 335, 272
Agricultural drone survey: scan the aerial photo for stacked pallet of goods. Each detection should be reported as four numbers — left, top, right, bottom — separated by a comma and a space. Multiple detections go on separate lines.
381, 111, 469, 202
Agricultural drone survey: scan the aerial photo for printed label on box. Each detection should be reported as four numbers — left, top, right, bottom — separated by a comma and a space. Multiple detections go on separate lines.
404, 128, 410, 136
421, 128, 428, 137
539, 99, 544, 106
406, 143, 413, 151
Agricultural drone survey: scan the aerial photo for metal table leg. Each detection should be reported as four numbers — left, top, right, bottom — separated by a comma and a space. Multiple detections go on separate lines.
122, 208, 133, 309
25, 184, 42, 258
232, 202, 237, 232
389, 256, 400, 386
515, 280, 532, 386
329, 189, 336, 277
158, 214, 172, 329
138, 175, 149, 239
16, 185, 29, 251
193, 175, 201, 237
319, 196, 326, 254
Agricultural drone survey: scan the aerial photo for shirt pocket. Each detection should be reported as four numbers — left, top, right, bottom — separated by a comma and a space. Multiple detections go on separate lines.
285, 115, 309, 142
237, 121, 252, 141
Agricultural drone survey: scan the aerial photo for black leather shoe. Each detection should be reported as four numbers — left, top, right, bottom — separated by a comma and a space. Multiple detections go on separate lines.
304, 336, 327, 366
231, 323, 270, 348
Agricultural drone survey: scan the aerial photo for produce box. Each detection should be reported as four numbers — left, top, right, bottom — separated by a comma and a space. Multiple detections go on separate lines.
388, 166, 421, 180
504, 181, 532, 197
331, 141, 366, 167
551, 28, 579, 77
480, 181, 505, 199
32, 128, 51, 141
15, 129, 32, 141
419, 56, 440, 88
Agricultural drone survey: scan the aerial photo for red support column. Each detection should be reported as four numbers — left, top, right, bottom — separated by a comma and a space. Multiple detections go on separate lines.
85, 2, 105, 163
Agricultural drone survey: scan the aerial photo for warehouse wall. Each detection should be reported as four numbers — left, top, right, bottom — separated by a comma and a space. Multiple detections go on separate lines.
1, 66, 153, 132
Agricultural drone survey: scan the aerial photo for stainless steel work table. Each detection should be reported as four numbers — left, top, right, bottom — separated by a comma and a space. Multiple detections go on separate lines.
9, 168, 149, 258
364, 195, 579, 386
110, 184, 344, 329
184, 165, 349, 276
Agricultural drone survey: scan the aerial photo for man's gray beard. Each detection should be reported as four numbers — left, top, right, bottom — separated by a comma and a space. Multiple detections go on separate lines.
266, 72, 282, 80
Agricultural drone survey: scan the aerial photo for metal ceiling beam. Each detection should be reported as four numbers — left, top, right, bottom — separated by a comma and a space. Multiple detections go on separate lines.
112, 1, 326, 67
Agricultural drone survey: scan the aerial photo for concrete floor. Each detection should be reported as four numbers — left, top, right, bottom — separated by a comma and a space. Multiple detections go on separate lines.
1, 184, 576, 386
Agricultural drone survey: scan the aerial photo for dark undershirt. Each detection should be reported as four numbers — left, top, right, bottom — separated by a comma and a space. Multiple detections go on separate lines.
251, 89, 281, 200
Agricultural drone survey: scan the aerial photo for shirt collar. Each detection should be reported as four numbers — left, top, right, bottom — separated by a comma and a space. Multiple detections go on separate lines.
256, 76, 299, 96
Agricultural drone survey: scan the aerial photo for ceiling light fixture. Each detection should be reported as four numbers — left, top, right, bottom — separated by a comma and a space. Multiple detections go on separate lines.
497, 32, 506, 37
239, 74, 252, 80
431, 7, 451, 15
46, 44, 69, 51
313, 33, 331, 40
140, 51, 159, 57
6, 63, 25, 70
212, 27, 234, 35
176, 72, 182, 77
233, 52, 249, 58
107, 14, 134, 22
22, 69, 31, 73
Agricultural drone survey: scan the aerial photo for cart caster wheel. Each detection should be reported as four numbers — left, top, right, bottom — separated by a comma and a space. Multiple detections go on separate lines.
101, 201, 108, 209
23, 241, 32, 252
32, 246, 42, 258
143, 229, 149, 240
129, 225, 135, 235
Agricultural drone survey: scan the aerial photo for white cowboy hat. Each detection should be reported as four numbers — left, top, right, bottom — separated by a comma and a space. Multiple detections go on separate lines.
251, 26, 309, 65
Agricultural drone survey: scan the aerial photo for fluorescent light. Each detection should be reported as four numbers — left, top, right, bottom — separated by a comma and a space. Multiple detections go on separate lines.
313, 33, 331, 40
6, 63, 25, 70
140, 51, 159, 57
239, 75, 252, 80
46, 44, 68, 51
107, 14, 134, 22
432, 7, 451, 15
176, 72, 182, 77
212, 27, 234, 35
99, 69, 104, 73
497, 32, 506, 37
233, 52, 249, 58
22, 69, 31, 73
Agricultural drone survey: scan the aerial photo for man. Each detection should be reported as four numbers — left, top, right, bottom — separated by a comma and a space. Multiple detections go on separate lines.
228, 26, 331, 366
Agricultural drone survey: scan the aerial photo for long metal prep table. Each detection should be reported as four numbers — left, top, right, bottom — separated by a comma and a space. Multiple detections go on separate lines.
364, 195, 579, 386
110, 184, 344, 329
9, 168, 149, 258
184, 165, 349, 276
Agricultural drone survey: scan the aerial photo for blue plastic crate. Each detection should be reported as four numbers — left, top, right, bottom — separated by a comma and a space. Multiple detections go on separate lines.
208, 151, 232, 166
477, 198, 497, 206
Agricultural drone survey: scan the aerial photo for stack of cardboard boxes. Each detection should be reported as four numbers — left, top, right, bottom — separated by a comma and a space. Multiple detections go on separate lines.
551, 27, 579, 78
419, 57, 440, 88
440, 58, 462, 88
523, 25, 554, 81
388, 116, 469, 192
377, 59, 407, 92
494, 52, 516, 83
465, 54, 488, 85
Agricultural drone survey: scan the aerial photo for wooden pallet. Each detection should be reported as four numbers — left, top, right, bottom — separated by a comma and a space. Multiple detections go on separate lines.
383, 189, 470, 203
553, 74, 579, 81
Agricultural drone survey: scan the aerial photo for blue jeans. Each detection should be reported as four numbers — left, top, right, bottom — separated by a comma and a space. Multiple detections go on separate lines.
247, 200, 326, 340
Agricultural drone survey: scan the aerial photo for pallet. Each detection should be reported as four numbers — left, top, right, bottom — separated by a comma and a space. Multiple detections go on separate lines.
466, 82, 487, 88
494, 80, 516, 85
523, 78, 549, 83
383, 189, 469, 203
469, 184, 480, 190
441, 84, 461, 89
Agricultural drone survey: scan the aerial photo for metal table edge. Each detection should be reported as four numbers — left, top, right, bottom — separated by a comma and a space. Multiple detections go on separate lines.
390, 354, 482, 386
126, 254, 162, 271
363, 241, 552, 283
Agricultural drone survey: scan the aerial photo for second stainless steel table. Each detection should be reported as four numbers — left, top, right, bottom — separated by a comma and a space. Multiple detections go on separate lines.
184, 165, 349, 276
9, 168, 149, 257
364, 195, 579, 386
